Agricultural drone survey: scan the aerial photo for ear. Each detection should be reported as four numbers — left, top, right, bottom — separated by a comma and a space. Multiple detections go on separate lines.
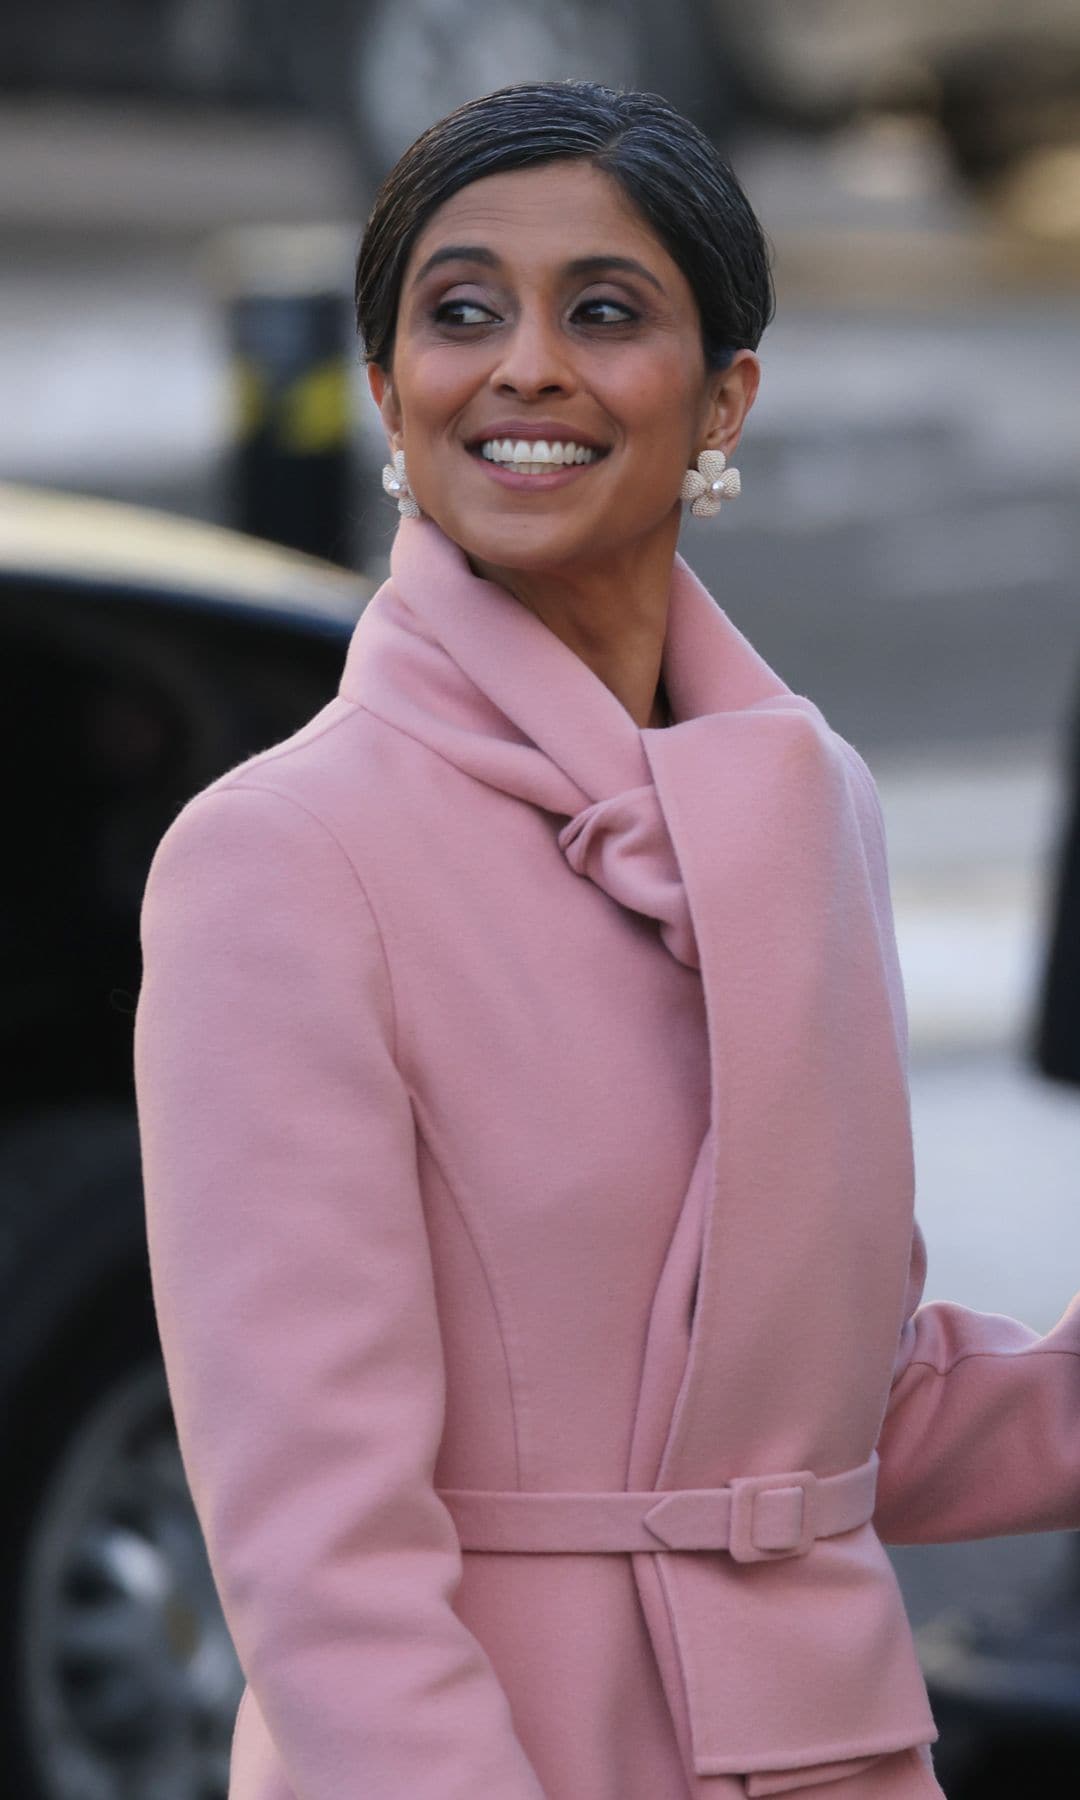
367, 362, 404, 451
699, 349, 761, 459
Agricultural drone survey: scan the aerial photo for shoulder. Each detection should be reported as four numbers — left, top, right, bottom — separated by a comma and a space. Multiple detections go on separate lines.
145, 691, 423, 907
191, 693, 381, 822
140, 775, 379, 960
137, 766, 401, 1061
140, 698, 393, 958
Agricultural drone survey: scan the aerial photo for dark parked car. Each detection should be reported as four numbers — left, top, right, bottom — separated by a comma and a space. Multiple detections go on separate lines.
0, 482, 372, 1800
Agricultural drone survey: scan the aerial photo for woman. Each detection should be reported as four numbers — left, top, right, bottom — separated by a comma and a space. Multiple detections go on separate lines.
133, 82, 1080, 1799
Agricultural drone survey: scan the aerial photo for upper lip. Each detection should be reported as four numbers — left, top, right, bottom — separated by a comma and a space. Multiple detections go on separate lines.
466, 420, 610, 452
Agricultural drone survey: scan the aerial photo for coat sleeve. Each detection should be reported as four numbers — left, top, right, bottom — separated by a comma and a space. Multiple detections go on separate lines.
133, 781, 546, 1800
873, 1217, 1080, 1544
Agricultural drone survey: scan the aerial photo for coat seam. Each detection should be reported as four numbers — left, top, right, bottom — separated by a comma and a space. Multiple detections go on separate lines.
355, 697, 473, 774
410, 1118, 526, 1492
212, 695, 362, 780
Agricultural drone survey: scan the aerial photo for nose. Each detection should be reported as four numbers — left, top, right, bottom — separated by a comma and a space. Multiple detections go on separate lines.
488, 307, 577, 401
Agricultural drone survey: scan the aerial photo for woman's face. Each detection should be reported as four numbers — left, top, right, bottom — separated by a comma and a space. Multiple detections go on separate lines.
368, 160, 759, 573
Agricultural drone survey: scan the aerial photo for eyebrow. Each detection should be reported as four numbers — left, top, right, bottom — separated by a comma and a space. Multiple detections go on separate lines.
410, 244, 665, 293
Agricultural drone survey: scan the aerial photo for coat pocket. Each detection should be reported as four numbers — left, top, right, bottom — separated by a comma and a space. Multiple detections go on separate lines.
745, 1754, 881, 1795
653, 1526, 938, 1779
744, 1743, 942, 1797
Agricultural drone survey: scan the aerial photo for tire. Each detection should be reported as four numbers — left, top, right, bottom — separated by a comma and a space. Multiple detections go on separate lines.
0, 1105, 243, 1800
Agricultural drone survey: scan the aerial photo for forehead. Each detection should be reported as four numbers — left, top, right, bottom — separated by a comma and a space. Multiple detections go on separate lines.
401, 160, 684, 288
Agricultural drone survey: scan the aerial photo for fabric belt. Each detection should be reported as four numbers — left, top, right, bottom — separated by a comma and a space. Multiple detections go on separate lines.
438, 1450, 878, 1566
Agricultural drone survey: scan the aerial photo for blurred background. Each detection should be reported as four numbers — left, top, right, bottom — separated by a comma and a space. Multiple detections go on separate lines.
2, 2, 1079, 1796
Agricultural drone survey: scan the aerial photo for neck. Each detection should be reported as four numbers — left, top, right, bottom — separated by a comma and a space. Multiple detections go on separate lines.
468, 515, 679, 730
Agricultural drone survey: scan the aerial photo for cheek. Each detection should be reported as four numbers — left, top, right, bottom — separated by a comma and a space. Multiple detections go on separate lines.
599, 344, 702, 446
397, 346, 482, 434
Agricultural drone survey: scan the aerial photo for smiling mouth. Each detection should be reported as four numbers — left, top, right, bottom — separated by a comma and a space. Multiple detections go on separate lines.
468, 436, 610, 473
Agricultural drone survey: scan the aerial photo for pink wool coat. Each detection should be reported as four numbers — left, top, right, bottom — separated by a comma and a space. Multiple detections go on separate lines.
134, 516, 1080, 1800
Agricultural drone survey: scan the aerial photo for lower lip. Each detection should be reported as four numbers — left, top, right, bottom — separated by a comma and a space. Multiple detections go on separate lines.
468, 451, 607, 491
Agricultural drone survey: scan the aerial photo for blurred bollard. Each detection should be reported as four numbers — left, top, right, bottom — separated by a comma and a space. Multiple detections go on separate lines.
1033, 672, 1080, 1085
209, 225, 358, 568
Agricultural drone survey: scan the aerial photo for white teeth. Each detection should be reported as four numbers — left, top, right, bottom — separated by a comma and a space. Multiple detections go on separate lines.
476, 437, 601, 469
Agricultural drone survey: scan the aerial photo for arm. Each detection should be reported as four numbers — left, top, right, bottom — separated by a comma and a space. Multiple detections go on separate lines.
134, 783, 545, 1800
841, 744, 1080, 1545
874, 1218, 1080, 1544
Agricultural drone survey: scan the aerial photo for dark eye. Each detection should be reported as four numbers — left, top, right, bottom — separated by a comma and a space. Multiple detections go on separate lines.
575, 297, 637, 325
434, 299, 497, 327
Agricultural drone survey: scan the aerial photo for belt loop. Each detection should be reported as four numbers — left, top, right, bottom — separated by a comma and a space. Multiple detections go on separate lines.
726, 1471, 818, 1564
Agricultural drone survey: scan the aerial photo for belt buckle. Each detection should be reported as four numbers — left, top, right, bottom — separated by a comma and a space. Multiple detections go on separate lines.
726, 1469, 817, 1564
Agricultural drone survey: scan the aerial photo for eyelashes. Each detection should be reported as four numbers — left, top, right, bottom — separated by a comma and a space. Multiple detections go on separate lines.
578, 299, 639, 326
431, 297, 639, 329
433, 299, 495, 327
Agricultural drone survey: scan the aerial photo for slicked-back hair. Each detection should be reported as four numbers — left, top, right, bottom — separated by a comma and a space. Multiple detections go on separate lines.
355, 80, 774, 375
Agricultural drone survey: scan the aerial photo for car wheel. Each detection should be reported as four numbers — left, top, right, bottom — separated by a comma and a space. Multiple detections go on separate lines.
3, 1328, 244, 1800
0, 1110, 244, 1799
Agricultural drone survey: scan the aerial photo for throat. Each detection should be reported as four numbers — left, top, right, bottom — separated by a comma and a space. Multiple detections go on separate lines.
649, 681, 673, 729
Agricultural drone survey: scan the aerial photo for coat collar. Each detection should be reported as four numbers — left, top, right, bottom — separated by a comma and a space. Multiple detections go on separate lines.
341, 513, 793, 797
341, 516, 817, 973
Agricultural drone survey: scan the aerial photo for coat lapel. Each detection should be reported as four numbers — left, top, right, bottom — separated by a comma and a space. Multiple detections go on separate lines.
638, 709, 937, 1783
644, 702, 915, 1483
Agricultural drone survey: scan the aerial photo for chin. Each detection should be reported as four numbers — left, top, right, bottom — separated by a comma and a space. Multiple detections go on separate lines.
442, 508, 617, 576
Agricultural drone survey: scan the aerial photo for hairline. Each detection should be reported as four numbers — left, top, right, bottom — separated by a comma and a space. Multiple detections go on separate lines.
357, 94, 769, 373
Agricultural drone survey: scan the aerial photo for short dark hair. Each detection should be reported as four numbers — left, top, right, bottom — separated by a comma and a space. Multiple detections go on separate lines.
355, 80, 774, 374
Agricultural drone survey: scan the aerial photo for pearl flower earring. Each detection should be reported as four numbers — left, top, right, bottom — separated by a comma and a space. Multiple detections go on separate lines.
681, 448, 742, 519
381, 447, 421, 519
